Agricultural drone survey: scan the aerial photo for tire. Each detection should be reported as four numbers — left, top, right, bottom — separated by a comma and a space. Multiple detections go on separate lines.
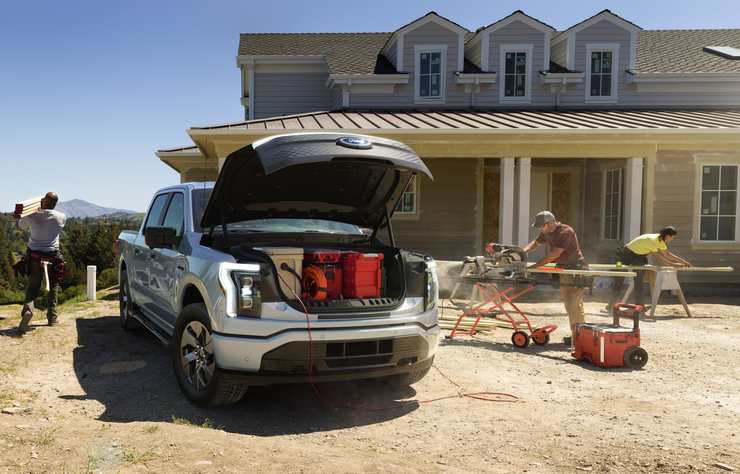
511, 331, 530, 348
119, 271, 139, 331
531, 330, 550, 346
624, 346, 649, 369
172, 303, 248, 407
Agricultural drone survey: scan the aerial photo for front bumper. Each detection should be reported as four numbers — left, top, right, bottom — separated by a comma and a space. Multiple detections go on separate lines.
211, 305, 439, 375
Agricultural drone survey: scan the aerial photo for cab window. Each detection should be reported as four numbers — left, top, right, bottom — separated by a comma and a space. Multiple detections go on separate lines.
143, 194, 170, 232
162, 193, 185, 237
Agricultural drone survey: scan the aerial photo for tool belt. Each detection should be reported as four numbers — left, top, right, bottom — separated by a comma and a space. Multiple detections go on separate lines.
19, 248, 66, 284
556, 261, 593, 289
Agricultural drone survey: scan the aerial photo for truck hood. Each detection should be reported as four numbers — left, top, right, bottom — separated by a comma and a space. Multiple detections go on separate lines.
200, 133, 433, 231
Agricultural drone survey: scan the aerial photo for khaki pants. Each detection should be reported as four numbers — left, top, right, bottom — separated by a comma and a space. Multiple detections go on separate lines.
559, 275, 585, 335
21, 257, 59, 324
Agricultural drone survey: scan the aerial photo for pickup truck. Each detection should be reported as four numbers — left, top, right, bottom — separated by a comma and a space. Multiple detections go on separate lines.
118, 133, 439, 406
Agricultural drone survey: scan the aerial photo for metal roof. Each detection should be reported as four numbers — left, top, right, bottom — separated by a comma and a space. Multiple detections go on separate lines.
190, 109, 740, 132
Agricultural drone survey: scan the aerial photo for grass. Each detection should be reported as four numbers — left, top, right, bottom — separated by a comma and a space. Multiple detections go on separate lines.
86, 454, 99, 473
122, 448, 156, 465
171, 415, 223, 430
143, 425, 160, 434
36, 428, 59, 447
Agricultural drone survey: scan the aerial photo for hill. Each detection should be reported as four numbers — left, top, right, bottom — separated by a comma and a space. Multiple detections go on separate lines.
56, 199, 139, 219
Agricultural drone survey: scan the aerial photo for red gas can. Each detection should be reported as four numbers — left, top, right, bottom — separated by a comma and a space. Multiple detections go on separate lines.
571, 303, 648, 369
304, 251, 343, 299
341, 252, 384, 299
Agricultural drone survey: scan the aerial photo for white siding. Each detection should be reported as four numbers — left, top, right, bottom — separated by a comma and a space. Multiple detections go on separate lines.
489, 20, 554, 107
253, 73, 332, 119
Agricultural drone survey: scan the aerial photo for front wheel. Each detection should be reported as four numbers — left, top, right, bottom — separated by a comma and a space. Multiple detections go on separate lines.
172, 303, 248, 406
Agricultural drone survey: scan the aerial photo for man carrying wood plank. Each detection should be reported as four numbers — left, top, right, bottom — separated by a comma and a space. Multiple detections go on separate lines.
611, 226, 691, 307
522, 211, 588, 343
14, 192, 67, 335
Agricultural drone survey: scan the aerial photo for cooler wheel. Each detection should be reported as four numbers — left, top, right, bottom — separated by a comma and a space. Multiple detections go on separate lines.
511, 331, 530, 348
624, 346, 649, 369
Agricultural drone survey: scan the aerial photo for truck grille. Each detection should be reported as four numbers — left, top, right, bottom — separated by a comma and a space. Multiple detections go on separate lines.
260, 336, 426, 374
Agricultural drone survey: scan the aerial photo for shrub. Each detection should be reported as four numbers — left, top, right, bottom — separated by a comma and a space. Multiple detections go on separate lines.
97, 267, 118, 289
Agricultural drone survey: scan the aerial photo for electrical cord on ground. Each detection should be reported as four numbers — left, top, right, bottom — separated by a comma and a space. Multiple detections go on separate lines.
275, 270, 520, 409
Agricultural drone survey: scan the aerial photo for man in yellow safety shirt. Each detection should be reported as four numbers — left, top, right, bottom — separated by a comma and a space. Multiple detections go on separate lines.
612, 226, 691, 306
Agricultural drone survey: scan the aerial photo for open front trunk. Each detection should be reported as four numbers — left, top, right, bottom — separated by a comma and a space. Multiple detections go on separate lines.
224, 235, 427, 316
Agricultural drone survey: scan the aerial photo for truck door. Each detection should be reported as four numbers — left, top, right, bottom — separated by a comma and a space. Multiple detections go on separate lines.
149, 192, 186, 331
131, 193, 170, 304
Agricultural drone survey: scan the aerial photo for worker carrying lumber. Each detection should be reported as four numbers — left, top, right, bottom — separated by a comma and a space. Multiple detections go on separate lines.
611, 226, 691, 306
14, 192, 67, 335
523, 210, 587, 343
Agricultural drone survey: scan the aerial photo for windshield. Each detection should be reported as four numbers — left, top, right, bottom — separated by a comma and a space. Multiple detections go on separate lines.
191, 188, 365, 235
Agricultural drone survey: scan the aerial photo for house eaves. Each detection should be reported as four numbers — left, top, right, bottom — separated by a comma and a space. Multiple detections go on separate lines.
467, 10, 555, 48
552, 9, 642, 45
326, 73, 409, 88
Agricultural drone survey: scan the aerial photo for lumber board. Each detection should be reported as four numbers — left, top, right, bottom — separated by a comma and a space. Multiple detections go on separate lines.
13, 195, 44, 219
589, 264, 733, 273
527, 267, 636, 278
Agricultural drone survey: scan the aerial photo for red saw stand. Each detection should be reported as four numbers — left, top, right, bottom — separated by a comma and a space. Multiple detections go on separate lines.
445, 281, 557, 348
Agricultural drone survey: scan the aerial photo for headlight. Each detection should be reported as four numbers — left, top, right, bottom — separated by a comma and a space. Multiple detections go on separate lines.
423, 260, 438, 311
218, 262, 261, 318
233, 271, 262, 318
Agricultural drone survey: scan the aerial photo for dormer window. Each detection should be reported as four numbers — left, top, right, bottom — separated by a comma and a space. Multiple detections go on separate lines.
414, 44, 447, 103
499, 44, 532, 103
586, 43, 619, 103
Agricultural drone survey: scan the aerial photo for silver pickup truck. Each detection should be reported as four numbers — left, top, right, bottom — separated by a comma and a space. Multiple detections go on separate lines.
117, 133, 439, 406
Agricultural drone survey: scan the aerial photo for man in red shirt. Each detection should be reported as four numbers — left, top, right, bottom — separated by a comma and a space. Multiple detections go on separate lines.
523, 211, 588, 342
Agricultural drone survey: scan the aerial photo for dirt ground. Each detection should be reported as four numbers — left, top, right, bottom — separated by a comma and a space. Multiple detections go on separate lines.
1, 292, 739, 474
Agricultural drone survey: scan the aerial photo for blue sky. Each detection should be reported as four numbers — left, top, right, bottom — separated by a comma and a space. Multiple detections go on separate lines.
1, 0, 738, 212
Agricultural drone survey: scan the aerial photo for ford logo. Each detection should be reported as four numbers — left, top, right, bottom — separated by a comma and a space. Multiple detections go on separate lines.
336, 136, 373, 150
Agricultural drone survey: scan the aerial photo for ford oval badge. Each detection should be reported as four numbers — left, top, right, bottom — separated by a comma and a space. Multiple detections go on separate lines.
336, 136, 372, 150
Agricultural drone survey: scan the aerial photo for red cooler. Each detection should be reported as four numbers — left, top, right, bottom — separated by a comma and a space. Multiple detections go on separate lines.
342, 252, 384, 299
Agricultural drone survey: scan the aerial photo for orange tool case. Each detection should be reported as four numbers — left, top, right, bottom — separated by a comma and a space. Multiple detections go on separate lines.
571, 303, 648, 369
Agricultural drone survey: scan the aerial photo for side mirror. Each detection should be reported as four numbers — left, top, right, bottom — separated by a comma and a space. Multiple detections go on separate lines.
145, 226, 178, 249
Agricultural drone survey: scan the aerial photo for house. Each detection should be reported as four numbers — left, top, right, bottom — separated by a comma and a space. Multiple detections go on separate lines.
157, 10, 740, 285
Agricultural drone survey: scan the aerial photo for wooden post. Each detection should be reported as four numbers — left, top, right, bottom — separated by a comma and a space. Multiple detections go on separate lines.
516, 157, 532, 247
499, 158, 515, 245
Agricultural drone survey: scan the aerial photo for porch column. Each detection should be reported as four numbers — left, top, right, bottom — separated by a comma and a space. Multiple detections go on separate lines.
516, 157, 532, 246
623, 157, 644, 242
499, 157, 515, 245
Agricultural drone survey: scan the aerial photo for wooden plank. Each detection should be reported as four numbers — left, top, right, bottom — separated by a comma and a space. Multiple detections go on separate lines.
590, 264, 734, 272
14, 195, 44, 219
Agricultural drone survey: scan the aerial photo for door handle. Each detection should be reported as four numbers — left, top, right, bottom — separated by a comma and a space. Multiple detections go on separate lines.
176, 265, 185, 271
134, 248, 142, 255
150, 253, 157, 259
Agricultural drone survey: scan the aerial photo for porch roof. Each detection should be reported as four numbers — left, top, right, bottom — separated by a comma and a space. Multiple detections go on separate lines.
191, 108, 740, 132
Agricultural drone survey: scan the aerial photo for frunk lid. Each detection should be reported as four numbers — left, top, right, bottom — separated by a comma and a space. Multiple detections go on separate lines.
200, 133, 433, 231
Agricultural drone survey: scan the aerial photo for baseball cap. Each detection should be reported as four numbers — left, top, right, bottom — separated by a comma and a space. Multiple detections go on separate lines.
532, 210, 556, 228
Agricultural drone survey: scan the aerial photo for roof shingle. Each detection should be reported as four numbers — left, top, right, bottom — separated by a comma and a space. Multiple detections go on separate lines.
635, 29, 740, 73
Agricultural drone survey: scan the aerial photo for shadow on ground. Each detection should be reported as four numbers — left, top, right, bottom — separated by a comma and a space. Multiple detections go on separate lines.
66, 316, 418, 436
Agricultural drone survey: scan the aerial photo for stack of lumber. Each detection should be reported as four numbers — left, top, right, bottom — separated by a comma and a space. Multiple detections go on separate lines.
13, 195, 44, 219
439, 301, 500, 335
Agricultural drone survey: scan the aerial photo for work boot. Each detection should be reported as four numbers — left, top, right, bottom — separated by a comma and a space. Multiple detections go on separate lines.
18, 309, 33, 335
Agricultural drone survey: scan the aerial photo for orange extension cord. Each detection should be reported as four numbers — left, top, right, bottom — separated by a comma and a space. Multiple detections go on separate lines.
275, 272, 520, 409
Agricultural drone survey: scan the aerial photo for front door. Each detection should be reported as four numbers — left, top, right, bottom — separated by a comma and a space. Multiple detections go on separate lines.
529, 168, 582, 261
149, 192, 186, 334
483, 167, 500, 248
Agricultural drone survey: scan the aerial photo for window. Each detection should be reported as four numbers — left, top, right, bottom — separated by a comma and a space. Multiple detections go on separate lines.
162, 193, 185, 237
586, 44, 619, 103
603, 168, 623, 240
143, 194, 170, 231
590, 51, 613, 96
499, 44, 532, 102
700, 165, 738, 241
396, 176, 417, 214
504, 52, 527, 97
414, 45, 446, 102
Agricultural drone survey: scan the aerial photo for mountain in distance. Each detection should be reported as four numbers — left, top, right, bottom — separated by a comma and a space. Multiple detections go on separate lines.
56, 199, 140, 219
